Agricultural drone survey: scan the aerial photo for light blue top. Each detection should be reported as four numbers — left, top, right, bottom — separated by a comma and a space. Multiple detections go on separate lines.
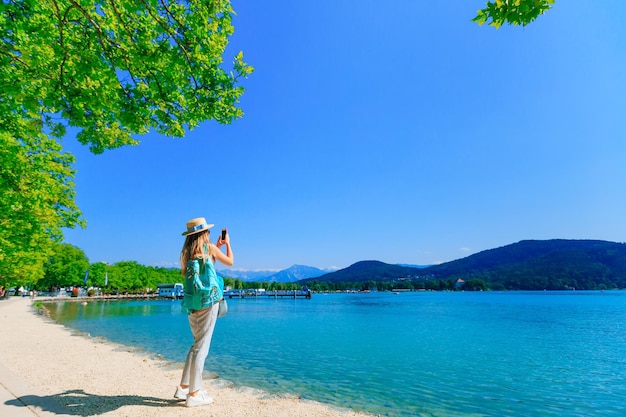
182, 255, 223, 314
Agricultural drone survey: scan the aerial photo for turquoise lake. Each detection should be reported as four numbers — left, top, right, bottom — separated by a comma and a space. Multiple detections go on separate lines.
44, 291, 626, 417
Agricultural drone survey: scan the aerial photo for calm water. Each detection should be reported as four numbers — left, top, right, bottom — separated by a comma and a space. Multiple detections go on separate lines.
44, 291, 626, 417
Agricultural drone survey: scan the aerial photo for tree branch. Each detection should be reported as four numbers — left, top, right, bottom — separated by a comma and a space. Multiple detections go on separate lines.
139, 0, 198, 89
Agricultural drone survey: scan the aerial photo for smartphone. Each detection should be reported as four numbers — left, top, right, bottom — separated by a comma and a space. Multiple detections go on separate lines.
221, 228, 227, 241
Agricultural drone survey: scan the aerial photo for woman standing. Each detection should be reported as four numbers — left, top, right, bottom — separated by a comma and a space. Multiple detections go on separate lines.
174, 217, 234, 407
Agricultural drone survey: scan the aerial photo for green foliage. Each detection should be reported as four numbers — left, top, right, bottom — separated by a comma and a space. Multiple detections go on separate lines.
425, 240, 626, 290
319, 261, 423, 283
473, 0, 555, 28
1, 1, 252, 284
102, 261, 180, 292
222, 276, 235, 289
88, 262, 108, 286
301, 278, 462, 293
40, 243, 89, 289
36, 243, 184, 292
1, 0, 253, 153
232, 278, 244, 290
0, 131, 83, 285
464, 279, 489, 291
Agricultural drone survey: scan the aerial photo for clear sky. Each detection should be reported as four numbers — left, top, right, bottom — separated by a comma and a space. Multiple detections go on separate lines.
62, 0, 626, 271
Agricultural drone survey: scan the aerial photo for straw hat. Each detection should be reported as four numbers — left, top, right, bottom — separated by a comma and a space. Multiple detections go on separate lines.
182, 217, 214, 236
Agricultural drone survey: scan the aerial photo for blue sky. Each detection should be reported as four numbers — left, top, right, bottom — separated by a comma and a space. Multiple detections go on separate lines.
62, 1, 626, 271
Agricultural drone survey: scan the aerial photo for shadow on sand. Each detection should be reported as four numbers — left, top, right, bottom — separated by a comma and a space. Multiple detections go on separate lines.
5, 388, 181, 416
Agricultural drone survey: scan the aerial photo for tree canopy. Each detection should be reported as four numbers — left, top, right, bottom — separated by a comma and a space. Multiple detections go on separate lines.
40, 242, 89, 289
1, 0, 253, 154
0, 129, 82, 282
0, 0, 252, 286
474, 0, 555, 28
39, 246, 185, 293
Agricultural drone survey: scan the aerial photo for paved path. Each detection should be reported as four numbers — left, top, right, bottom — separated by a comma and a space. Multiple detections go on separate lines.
0, 362, 73, 416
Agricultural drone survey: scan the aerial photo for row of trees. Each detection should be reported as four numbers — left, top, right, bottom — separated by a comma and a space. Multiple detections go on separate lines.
33, 243, 182, 293
302, 275, 624, 293
7, 240, 621, 294
18, 243, 317, 294
5, 242, 491, 294
471, 272, 625, 291
301, 278, 490, 293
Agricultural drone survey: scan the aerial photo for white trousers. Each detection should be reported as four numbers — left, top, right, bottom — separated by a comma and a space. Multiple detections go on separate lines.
180, 303, 219, 392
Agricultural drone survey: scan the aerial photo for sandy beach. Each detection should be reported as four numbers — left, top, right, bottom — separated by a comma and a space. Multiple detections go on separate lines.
0, 297, 374, 417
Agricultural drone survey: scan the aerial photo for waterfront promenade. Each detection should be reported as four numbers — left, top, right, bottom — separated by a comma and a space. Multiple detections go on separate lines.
0, 296, 373, 417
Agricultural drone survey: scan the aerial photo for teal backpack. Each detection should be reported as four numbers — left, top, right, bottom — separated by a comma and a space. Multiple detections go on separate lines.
182, 255, 224, 313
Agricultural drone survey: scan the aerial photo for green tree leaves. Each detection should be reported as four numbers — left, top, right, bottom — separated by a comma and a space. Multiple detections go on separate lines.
1, 0, 253, 154
473, 0, 555, 28
0, 131, 83, 283
38, 244, 184, 292
40, 243, 89, 289
1, 1, 252, 286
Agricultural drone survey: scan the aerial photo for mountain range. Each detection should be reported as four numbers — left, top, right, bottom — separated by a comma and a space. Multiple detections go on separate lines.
219, 265, 330, 283
300, 239, 626, 290
420, 239, 626, 290
220, 239, 626, 290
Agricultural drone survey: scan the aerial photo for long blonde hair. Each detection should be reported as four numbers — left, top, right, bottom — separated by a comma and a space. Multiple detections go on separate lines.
180, 230, 212, 276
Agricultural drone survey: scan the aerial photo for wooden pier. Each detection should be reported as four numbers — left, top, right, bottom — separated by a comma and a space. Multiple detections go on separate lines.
225, 290, 312, 299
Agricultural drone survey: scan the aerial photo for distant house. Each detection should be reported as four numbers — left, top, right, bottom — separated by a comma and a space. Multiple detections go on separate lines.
157, 283, 183, 298
454, 279, 465, 290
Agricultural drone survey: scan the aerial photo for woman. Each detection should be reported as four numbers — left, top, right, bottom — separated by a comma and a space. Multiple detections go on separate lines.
174, 217, 234, 407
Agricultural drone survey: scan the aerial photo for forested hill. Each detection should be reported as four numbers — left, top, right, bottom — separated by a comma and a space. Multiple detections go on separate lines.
306, 261, 422, 284
426, 239, 626, 290
303, 240, 626, 290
